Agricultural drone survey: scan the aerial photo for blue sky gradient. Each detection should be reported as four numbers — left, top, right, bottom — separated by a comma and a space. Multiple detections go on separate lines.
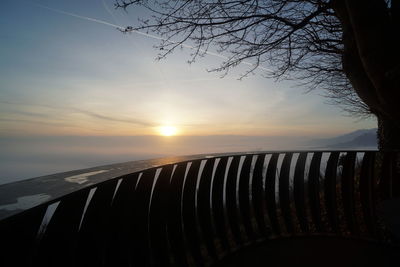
0, 0, 376, 137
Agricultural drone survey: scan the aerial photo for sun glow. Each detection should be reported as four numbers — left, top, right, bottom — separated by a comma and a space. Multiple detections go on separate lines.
158, 125, 178, 136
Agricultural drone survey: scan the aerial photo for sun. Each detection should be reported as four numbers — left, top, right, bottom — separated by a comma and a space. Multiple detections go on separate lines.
158, 125, 178, 136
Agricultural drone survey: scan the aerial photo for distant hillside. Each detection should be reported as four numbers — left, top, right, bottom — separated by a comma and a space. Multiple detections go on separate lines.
310, 128, 377, 149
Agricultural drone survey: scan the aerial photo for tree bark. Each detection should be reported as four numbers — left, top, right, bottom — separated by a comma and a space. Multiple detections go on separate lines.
345, 0, 400, 123
332, 0, 400, 151
377, 116, 400, 200
377, 116, 400, 151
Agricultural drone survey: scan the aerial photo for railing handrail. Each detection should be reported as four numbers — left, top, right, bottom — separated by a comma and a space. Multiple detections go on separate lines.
0, 150, 378, 220
1, 150, 398, 267
0, 150, 380, 221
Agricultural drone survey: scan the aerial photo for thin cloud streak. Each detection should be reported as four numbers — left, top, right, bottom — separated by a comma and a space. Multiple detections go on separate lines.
1, 100, 209, 129
74, 109, 155, 127
32, 2, 272, 73
0, 118, 75, 127
0, 101, 155, 127
120, 76, 242, 88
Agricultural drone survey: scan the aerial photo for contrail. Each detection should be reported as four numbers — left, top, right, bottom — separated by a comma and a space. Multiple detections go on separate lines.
33, 2, 125, 30
33, 2, 272, 72
32, 2, 164, 40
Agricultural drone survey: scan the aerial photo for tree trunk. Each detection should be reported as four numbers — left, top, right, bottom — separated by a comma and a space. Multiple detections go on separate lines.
377, 116, 400, 201
333, 0, 400, 151
377, 116, 400, 151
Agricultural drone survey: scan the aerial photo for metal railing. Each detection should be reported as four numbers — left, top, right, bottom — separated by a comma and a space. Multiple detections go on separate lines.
0, 151, 399, 266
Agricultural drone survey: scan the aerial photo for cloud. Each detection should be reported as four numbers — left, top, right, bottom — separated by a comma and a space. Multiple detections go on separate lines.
0, 100, 155, 127
0, 118, 74, 127
73, 108, 155, 127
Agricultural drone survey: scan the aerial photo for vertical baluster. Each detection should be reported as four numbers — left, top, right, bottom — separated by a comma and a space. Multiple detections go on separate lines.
149, 165, 174, 266
341, 152, 358, 234
251, 154, 268, 237
76, 179, 119, 267
265, 153, 280, 235
360, 152, 377, 236
132, 169, 157, 267
0, 205, 47, 267
34, 189, 90, 267
308, 152, 324, 232
279, 153, 294, 234
226, 156, 243, 246
211, 157, 230, 253
238, 155, 255, 241
324, 152, 340, 233
380, 152, 392, 199
168, 163, 189, 267
393, 152, 400, 197
294, 152, 308, 233
182, 160, 204, 266
106, 173, 139, 266
197, 158, 218, 261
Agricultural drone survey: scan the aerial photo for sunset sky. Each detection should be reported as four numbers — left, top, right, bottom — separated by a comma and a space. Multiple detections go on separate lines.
0, 0, 376, 138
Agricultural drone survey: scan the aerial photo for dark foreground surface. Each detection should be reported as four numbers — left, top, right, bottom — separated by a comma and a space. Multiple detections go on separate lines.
216, 236, 399, 267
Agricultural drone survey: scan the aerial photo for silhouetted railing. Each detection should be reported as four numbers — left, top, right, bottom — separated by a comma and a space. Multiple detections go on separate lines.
1, 151, 399, 266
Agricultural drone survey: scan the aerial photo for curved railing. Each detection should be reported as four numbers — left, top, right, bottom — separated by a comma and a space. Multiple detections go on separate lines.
0, 151, 399, 266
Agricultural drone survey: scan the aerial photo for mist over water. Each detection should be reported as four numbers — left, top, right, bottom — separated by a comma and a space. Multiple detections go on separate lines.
0, 135, 311, 185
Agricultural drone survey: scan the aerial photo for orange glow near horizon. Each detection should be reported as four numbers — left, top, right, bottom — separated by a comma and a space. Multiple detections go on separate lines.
158, 125, 178, 136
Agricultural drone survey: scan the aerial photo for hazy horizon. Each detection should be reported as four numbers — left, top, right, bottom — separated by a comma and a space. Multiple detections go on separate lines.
0, 130, 378, 185
0, 134, 311, 181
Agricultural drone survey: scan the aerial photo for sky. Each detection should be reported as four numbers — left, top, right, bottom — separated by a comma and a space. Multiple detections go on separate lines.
0, 0, 376, 137
0, 0, 377, 182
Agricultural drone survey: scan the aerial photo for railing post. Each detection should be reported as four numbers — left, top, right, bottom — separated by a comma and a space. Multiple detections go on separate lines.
359, 152, 378, 237
265, 153, 280, 236
341, 152, 358, 235
324, 152, 340, 233
252, 154, 269, 237
211, 157, 230, 253
294, 152, 308, 233
308, 152, 323, 232
279, 152, 294, 234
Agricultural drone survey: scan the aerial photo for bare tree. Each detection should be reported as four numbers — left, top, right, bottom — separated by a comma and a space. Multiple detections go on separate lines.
115, 0, 400, 150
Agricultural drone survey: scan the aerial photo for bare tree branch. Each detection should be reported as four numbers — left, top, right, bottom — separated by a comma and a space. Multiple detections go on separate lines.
114, 0, 397, 119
